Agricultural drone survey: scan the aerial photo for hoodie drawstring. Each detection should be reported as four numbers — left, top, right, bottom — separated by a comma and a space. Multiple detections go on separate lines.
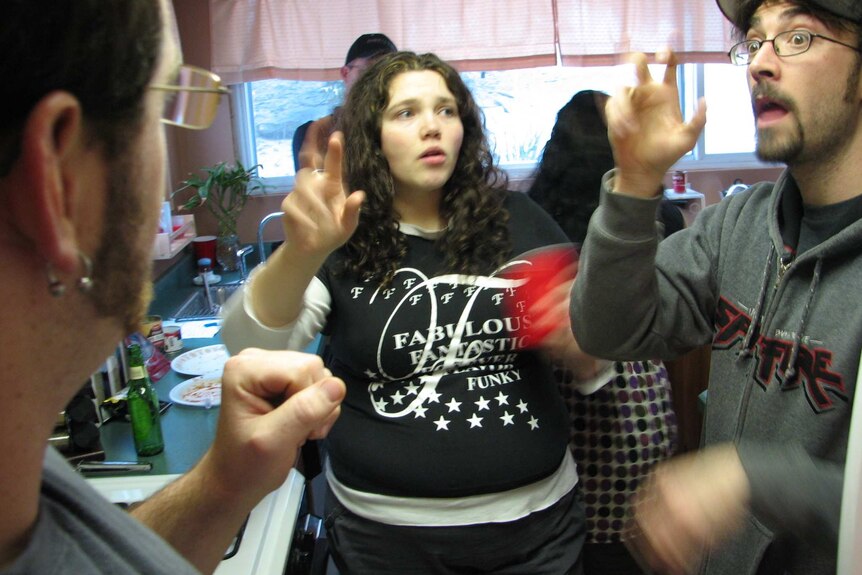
782, 258, 822, 384
739, 249, 775, 358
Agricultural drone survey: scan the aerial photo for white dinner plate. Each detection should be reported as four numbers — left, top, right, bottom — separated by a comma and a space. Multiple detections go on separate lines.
169, 372, 222, 407
170, 344, 229, 376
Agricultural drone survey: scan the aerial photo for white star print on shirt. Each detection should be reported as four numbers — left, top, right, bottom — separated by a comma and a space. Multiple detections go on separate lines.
404, 382, 420, 396
434, 416, 451, 431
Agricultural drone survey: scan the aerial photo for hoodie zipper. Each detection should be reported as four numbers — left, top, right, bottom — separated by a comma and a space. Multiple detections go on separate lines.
734, 250, 789, 441
776, 254, 793, 286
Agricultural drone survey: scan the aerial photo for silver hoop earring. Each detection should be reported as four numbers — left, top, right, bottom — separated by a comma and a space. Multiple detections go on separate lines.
45, 251, 94, 297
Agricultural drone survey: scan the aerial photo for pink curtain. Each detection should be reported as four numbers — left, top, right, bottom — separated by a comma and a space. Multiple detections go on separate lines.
556, 0, 734, 66
209, 0, 734, 85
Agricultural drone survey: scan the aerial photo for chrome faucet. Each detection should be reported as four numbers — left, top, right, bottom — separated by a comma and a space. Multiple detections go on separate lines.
237, 245, 254, 282
257, 211, 284, 263
197, 258, 215, 312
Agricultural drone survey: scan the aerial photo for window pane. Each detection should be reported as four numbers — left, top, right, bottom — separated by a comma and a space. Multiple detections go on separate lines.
703, 64, 755, 154
462, 64, 666, 167
242, 62, 711, 181
251, 79, 343, 179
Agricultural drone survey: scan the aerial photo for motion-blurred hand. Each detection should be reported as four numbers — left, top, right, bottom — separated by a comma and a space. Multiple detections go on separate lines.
605, 51, 706, 198
531, 267, 604, 382
501, 244, 601, 380
625, 444, 750, 574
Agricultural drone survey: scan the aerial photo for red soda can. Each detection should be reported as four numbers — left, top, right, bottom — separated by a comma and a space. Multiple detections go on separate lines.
672, 170, 687, 193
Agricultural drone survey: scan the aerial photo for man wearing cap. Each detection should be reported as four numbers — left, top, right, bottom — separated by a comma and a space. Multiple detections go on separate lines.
294, 33, 397, 170
569, 0, 862, 573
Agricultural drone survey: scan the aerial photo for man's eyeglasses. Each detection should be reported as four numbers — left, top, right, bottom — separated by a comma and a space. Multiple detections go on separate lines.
150, 65, 229, 130
728, 29, 862, 66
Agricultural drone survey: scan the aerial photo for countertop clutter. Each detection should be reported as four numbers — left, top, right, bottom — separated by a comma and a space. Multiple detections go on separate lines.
89, 336, 308, 575
80, 240, 320, 575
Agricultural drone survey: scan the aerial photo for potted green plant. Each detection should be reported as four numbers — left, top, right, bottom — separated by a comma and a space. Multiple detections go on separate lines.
174, 160, 264, 271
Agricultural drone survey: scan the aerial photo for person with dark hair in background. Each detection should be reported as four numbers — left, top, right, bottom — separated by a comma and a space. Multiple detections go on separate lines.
528, 89, 681, 575
222, 51, 607, 574
293, 33, 397, 171
570, 1, 862, 573
0, 1, 345, 573
528, 90, 685, 243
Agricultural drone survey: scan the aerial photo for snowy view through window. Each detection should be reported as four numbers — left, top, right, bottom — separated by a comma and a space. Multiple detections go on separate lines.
246, 63, 756, 181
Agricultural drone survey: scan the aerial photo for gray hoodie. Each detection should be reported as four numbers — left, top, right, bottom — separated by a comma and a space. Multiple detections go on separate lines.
571, 169, 860, 574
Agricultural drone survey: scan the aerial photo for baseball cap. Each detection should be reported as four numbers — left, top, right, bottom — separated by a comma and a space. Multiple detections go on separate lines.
716, 0, 862, 28
345, 33, 397, 66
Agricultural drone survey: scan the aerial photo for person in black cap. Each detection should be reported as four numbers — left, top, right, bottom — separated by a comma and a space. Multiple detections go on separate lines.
568, 0, 862, 573
293, 33, 397, 171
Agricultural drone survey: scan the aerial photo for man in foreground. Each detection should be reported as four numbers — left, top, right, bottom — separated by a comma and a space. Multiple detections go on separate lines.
0, 1, 345, 573
570, 0, 862, 573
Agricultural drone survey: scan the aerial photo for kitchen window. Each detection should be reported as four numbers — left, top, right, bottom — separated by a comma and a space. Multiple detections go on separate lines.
232, 62, 767, 192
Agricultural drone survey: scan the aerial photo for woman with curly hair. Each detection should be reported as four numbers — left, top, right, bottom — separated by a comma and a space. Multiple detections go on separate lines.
222, 51, 598, 574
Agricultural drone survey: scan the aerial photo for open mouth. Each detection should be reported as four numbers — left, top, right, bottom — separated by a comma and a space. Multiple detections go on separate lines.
754, 97, 789, 124
420, 148, 446, 165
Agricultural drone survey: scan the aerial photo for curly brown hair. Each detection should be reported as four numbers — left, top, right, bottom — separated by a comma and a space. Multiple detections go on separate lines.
338, 51, 510, 285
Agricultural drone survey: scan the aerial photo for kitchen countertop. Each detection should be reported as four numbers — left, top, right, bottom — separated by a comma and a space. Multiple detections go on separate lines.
92, 333, 310, 575
99, 336, 224, 474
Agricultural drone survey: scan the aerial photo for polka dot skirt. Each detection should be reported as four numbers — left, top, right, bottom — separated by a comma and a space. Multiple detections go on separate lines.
556, 360, 678, 543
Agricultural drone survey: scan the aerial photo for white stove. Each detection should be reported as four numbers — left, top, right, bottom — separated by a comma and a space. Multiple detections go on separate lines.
88, 469, 306, 574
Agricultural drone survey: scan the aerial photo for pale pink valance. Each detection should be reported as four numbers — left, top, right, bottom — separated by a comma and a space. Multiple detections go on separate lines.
556, 0, 735, 66
210, 0, 735, 85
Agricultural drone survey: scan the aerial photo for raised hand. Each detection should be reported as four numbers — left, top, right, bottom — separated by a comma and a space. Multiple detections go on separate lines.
605, 51, 707, 198
280, 131, 365, 259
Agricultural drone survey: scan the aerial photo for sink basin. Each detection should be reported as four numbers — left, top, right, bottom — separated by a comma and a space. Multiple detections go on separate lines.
172, 283, 243, 320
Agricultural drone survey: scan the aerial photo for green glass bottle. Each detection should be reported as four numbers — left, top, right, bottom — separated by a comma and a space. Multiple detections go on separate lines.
126, 343, 164, 456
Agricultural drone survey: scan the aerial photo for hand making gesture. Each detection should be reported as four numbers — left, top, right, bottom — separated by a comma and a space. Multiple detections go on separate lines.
248, 132, 365, 328
605, 51, 707, 198
281, 131, 365, 260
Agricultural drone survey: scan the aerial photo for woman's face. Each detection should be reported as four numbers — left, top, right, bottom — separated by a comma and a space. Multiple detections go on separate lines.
380, 70, 464, 199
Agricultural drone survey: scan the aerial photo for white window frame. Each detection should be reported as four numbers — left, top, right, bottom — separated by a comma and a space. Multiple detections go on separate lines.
232, 63, 776, 193
674, 63, 776, 171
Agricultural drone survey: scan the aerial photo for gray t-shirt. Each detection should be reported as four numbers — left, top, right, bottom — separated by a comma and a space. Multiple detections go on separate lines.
1, 448, 199, 574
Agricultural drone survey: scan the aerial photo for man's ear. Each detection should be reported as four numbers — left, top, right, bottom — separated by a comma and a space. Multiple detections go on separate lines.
340, 65, 351, 82
5, 91, 84, 274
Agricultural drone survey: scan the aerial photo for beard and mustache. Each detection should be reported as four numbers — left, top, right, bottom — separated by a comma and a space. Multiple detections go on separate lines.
87, 140, 159, 337
751, 60, 861, 165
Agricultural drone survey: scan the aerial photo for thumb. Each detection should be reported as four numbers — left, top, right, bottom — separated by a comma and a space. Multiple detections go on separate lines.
272, 377, 345, 442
